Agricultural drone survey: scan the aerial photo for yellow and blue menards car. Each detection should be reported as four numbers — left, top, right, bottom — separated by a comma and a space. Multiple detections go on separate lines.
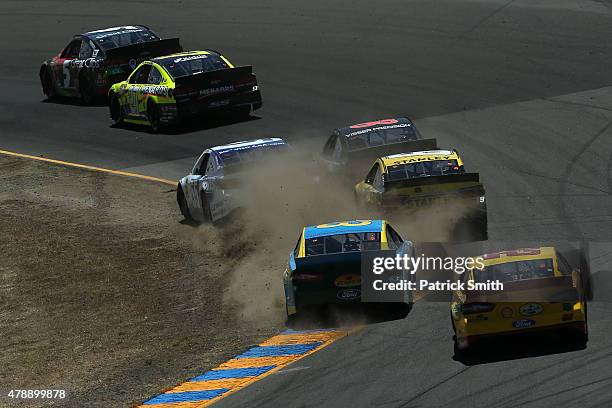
283, 220, 414, 317
108, 50, 262, 132
354, 149, 487, 241
451, 247, 589, 354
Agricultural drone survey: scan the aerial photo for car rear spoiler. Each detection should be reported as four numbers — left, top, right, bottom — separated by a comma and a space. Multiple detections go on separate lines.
104, 38, 182, 62
347, 138, 438, 165
174, 65, 255, 90
293, 251, 363, 275
384, 172, 481, 190
466, 276, 581, 302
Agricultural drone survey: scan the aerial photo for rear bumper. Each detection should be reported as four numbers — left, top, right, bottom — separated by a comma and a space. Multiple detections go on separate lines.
175, 90, 262, 119
458, 321, 587, 349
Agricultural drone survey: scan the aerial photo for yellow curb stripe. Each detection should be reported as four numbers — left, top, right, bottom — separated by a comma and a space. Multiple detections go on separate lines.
259, 332, 342, 346
0, 149, 176, 186
168, 378, 251, 392
218, 356, 297, 369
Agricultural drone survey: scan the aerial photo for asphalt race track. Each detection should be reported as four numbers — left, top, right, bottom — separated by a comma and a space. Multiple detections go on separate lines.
2, 0, 612, 407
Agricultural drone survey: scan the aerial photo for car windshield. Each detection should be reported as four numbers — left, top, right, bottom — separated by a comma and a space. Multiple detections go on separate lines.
157, 54, 230, 78
386, 159, 464, 181
474, 259, 555, 283
305, 232, 380, 255
217, 144, 288, 168
346, 125, 418, 151
91, 27, 160, 50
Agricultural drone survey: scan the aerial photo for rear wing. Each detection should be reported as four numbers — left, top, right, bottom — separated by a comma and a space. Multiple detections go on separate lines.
104, 38, 182, 63
294, 251, 363, 276
384, 172, 481, 190
466, 275, 582, 302
174, 65, 255, 90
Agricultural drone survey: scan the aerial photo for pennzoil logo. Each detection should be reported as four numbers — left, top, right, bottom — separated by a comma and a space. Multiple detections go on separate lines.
519, 303, 543, 316
334, 274, 361, 288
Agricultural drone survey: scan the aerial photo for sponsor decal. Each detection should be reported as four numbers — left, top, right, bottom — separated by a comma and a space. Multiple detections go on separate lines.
127, 85, 170, 97
337, 289, 360, 300
200, 85, 234, 97
334, 274, 361, 288
69, 58, 100, 69
350, 118, 399, 129
174, 54, 210, 63
346, 123, 410, 138
519, 303, 543, 316
512, 319, 535, 329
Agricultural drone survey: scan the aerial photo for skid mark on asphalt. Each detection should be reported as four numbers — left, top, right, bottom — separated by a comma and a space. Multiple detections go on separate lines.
0, 149, 176, 185
135, 329, 349, 408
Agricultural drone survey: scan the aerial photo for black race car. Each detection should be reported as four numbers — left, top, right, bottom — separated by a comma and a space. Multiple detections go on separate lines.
321, 117, 437, 182
39, 25, 182, 104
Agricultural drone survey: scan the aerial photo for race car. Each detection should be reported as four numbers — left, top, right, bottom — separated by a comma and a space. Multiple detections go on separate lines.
177, 138, 288, 222
320, 117, 437, 181
450, 247, 589, 355
283, 219, 415, 317
108, 50, 262, 132
354, 149, 487, 241
39, 25, 181, 104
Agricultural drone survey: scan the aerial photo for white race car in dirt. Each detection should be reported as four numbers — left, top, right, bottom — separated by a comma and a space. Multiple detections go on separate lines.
177, 138, 289, 222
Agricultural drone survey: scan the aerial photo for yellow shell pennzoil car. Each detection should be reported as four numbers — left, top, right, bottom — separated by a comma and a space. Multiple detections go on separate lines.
108, 50, 262, 132
354, 149, 487, 241
450, 247, 589, 354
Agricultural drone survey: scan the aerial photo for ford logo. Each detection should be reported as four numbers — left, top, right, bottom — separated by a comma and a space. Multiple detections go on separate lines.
512, 319, 535, 329
519, 303, 543, 316
337, 289, 360, 300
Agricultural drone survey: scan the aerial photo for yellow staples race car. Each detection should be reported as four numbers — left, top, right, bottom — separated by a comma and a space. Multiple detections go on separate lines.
283, 220, 415, 317
354, 149, 487, 241
450, 247, 589, 355
108, 50, 262, 132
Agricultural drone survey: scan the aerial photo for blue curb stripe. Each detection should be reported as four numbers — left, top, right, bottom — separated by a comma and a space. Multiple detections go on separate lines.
235, 342, 322, 358
143, 389, 229, 404
189, 366, 276, 381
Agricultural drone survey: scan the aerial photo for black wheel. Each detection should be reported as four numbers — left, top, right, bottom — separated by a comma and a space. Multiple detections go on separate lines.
109, 93, 123, 125
40, 66, 55, 98
147, 101, 161, 133
79, 74, 95, 105
177, 187, 192, 220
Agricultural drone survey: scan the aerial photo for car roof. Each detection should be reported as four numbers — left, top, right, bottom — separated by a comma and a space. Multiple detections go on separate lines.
381, 149, 458, 166
335, 117, 414, 138
304, 220, 385, 239
82, 25, 149, 37
480, 247, 556, 267
210, 138, 287, 154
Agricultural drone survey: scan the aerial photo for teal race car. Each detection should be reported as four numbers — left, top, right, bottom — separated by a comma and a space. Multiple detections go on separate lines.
283, 220, 415, 317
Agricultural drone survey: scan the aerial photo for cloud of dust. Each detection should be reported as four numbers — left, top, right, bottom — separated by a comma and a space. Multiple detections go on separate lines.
200, 136, 476, 325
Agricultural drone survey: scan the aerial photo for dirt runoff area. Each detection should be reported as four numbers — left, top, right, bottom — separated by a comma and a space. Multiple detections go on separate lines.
0, 155, 285, 407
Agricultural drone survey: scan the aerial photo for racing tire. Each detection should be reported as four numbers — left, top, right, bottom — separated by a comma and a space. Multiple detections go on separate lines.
109, 93, 123, 125
177, 187, 192, 221
40, 66, 56, 99
147, 101, 162, 133
79, 74, 96, 105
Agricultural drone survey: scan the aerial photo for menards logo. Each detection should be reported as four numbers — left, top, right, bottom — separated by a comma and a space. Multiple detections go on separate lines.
200, 85, 234, 96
